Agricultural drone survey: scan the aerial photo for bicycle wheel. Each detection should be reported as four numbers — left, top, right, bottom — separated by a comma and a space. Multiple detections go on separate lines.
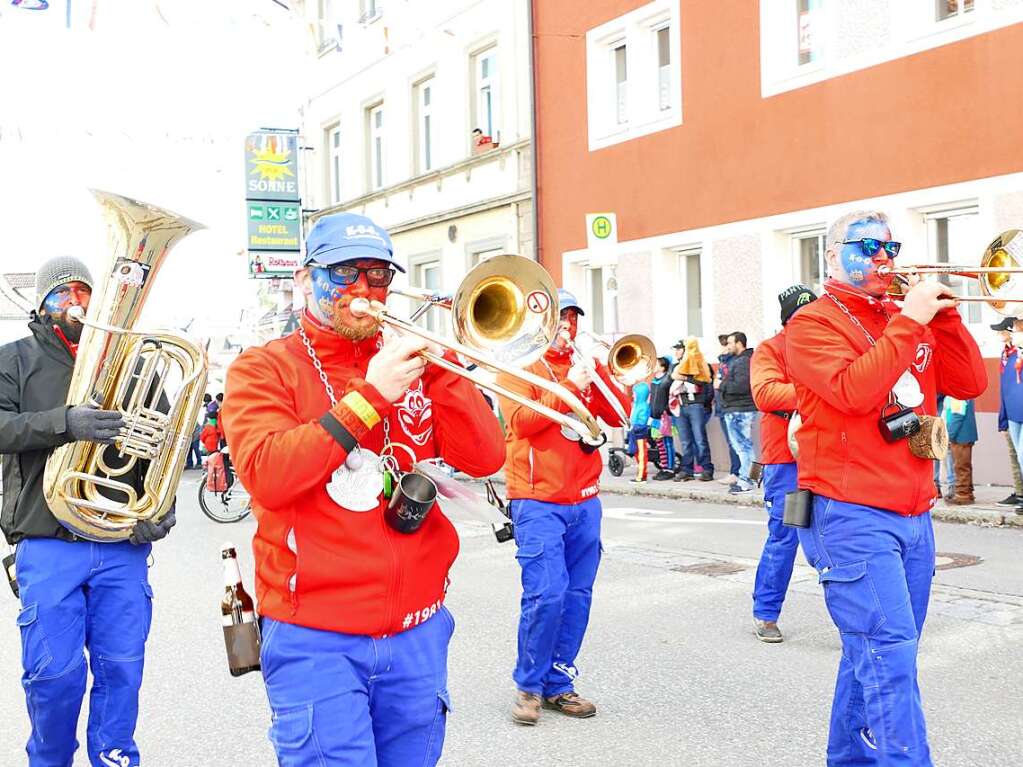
198, 472, 252, 523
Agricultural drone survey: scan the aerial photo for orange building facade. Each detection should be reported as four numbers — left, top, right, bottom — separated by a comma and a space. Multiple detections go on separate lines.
532, 0, 1023, 484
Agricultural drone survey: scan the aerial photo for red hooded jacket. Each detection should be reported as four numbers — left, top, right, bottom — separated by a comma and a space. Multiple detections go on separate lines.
751, 329, 796, 465
497, 346, 631, 504
784, 281, 986, 516
222, 314, 505, 636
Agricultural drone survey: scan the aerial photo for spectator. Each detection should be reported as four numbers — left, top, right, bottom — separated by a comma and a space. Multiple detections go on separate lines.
199, 413, 222, 457
714, 334, 742, 484
933, 393, 955, 497
649, 356, 676, 480
471, 127, 496, 154
998, 317, 1023, 512
992, 317, 1023, 507
717, 331, 758, 494
670, 337, 715, 481
944, 396, 977, 505
185, 412, 203, 471
206, 392, 220, 419
628, 380, 652, 483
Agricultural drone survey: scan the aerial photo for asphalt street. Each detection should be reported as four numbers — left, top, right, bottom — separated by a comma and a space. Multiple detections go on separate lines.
1, 473, 1021, 766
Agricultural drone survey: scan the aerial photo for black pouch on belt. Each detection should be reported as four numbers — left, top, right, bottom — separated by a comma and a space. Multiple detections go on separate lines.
783, 489, 813, 528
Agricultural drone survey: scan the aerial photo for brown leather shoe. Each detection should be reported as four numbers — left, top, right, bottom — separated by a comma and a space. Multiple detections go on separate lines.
542, 691, 597, 718
512, 691, 541, 725
947, 495, 975, 506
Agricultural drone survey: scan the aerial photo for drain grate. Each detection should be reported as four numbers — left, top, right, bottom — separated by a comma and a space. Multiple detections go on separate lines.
672, 561, 748, 577
935, 552, 983, 571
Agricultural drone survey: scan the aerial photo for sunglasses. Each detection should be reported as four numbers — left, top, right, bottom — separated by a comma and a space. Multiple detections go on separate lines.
313, 264, 395, 287
840, 238, 902, 259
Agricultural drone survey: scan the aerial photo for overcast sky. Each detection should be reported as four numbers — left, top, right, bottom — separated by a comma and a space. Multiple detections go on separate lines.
0, 0, 307, 332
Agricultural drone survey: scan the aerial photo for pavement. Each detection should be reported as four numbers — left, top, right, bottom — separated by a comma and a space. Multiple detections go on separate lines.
471, 464, 1023, 529
1, 473, 1021, 765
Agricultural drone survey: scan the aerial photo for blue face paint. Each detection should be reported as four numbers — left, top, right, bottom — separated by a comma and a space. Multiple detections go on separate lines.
838, 219, 892, 292
310, 266, 346, 320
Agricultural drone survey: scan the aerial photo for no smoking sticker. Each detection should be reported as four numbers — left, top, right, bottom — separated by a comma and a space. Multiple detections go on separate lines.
526, 291, 550, 314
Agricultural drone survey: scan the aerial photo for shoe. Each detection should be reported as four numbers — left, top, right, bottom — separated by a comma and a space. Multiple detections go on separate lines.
728, 482, 753, 495
717, 474, 738, 485
512, 691, 541, 725
629, 477, 648, 484
753, 618, 783, 643
943, 492, 955, 502
947, 495, 975, 506
997, 493, 1019, 506
672, 472, 694, 482
698, 472, 714, 481
653, 470, 674, 481
542, 691, 596, 718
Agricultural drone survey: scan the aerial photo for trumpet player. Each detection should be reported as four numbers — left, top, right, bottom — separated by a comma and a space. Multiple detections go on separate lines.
497, 289, 631, 726
0, 257, 176, 767
222, 213, 504, 766
785, 211, 986, 765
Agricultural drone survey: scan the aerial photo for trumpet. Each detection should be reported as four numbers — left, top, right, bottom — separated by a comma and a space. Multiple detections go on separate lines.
879, 229, 1023, 316
354, 255, 605, 445
563, 331, 656, 428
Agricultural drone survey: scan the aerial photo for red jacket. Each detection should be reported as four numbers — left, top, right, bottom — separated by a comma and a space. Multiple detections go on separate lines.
497, 346, 631, 504
222, 314, 505, 636
785, 281, 986, 516
751, 330, 797, 465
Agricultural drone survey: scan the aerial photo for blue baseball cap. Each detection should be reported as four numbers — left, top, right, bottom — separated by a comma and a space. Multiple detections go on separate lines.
303, 212, 405, 273
557, 288, 585, 316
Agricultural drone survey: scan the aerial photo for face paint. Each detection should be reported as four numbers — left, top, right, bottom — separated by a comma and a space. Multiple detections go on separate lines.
41, 282, 91, 343
308, 261, 389, 340
551, 308, 580, 350
836, 220, 894, 296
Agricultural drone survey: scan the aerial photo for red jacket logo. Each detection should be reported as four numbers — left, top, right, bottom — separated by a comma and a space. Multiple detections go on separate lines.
913, 343, 933, 374
396, 382, 433, 446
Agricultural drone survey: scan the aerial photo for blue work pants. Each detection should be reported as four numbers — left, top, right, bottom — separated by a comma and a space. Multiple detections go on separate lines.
798, 497, 935, 766
15, 537, 153, 767
260, 608, 454, 766
752, 462, 799, 622
674, 404, 714, 475
509, 497, 602, 697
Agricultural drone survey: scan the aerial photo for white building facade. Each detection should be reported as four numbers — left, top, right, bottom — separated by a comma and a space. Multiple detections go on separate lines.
293, 0, 535, 333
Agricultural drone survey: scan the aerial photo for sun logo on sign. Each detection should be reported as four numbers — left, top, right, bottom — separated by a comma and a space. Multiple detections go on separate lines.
248, 135, 295, 183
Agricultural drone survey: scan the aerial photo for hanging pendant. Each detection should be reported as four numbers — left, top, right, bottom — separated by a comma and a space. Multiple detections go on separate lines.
893, 369, 924, 409
326, 448, 384, 512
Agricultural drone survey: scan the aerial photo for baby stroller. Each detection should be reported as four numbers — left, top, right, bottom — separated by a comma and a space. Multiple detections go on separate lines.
607, 432, 682, 477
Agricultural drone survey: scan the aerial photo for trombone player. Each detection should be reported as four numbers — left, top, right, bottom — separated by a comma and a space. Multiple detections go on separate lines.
498, 289, 631, 726
222, 213, 505, 766
1, 257, 176, 767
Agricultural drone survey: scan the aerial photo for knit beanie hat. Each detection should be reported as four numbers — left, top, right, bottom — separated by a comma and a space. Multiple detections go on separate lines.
35, 256, 94, 309
778, 283, 817, 325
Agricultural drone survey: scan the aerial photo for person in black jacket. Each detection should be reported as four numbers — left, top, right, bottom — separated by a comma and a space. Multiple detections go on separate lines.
1, 256, 176, 767
648, 356, 676, 480
716, 331, 758, 493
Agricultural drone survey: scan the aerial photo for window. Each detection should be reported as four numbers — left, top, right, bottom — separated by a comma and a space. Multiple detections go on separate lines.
473, 48, 499, 141
326, 123, 342, 205
677, 249, 703, 337
412, 260, 442, 335
470, 246, 503, 268
317, 0, 342, 52
588, 267, 607, 334
367, 103, 384, 191
359, 0, 381, 23
656, 27, 670, 111
927, 208, 982, 324
794, 231, 826, 297
796, 0, 822, 66
937, 0, 974, 22
613, 43, 628, 124
415, 78, 434, 174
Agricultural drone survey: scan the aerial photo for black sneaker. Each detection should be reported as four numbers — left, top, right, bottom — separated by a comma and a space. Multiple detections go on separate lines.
997, 493, 1020, 506
673, 472, 694, 482
698, 472, 714, 481
653, 470, 674, 481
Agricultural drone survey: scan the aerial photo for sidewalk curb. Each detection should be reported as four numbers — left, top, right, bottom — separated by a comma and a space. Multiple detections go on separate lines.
467, 476, 1023, 529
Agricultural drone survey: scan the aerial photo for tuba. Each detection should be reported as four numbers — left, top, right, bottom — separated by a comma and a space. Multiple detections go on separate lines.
43, 190, 209, 541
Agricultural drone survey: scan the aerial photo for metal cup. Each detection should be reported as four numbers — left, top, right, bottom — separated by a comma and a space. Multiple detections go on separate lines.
384, 472, 438, 534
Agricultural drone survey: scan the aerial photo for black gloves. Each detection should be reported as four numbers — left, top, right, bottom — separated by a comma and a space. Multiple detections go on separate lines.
129, 505, 177, 546
66, 405, 124, 444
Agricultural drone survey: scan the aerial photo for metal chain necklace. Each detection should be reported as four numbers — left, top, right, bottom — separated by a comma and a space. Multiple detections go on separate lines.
825, 292, 877, 348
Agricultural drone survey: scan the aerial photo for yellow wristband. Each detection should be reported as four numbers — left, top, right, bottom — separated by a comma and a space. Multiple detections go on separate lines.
342, 391, 381, 429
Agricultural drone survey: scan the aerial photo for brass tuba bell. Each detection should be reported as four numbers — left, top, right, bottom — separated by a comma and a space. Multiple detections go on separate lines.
43, 190, 209, 541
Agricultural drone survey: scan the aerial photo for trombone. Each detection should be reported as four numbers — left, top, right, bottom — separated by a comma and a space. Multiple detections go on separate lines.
354, 255, 605, 445
565, 331, 656, 428
879, 229, 1023, 316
